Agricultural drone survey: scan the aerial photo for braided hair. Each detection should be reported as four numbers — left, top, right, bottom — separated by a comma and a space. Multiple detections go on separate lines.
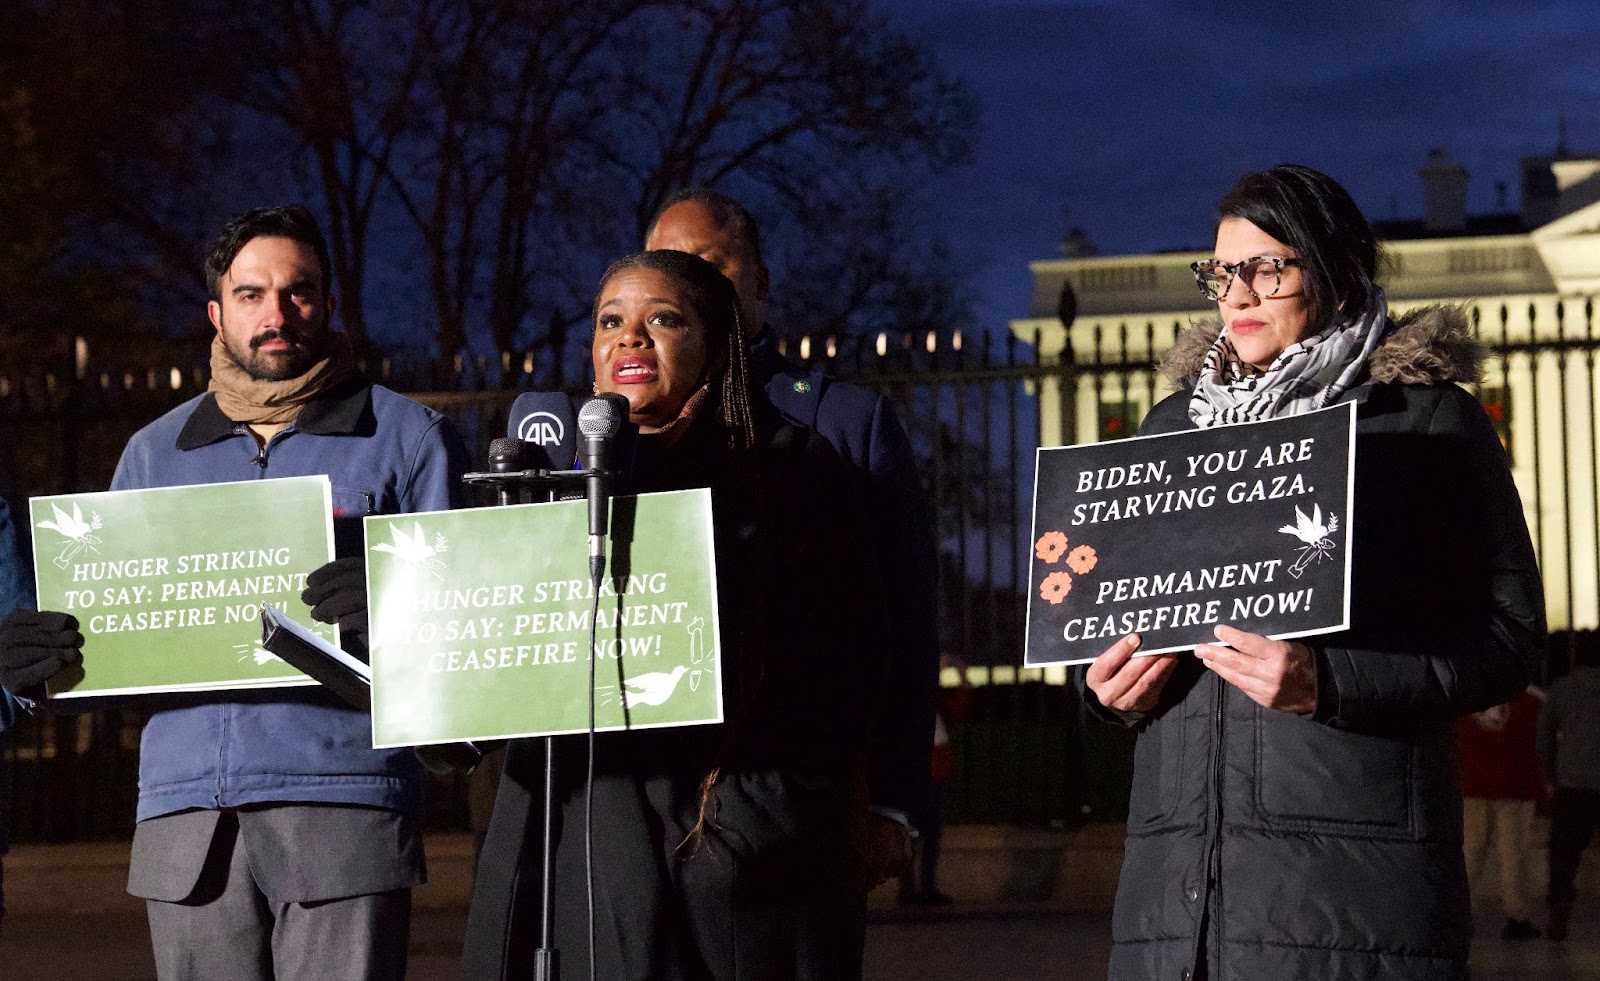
595, 250, 757, 453
596, 250, 768, 852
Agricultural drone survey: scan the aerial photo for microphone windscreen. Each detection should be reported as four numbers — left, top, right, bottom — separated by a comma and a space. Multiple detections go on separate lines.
487, 437, 525, 473
577, 393, 629, 439
508, 392, 578, 469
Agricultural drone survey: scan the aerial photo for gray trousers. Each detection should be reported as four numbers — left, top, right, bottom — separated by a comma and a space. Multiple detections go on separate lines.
131, 805, 423, 981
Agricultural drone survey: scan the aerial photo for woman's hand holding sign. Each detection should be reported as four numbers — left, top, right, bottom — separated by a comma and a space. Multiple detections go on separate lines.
1195, 624, 1316, 714
1085, 633, 1177, 712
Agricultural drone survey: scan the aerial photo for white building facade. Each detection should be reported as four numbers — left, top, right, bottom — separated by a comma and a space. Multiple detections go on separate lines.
1011, 154, 1600, 634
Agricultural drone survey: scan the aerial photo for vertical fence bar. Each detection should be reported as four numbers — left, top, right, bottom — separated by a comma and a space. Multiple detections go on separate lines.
1589, 299, 1600, 640
1528, 304, 1547, 575
1556, 302, 1576, 649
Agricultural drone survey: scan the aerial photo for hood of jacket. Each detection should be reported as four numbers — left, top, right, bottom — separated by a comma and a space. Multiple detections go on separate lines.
1159, 304, 1484, 391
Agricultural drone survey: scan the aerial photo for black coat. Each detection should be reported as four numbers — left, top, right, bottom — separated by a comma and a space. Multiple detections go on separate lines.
463, 409, 887, 981
752, 329, 939, 817
1087, 308, 1546, 981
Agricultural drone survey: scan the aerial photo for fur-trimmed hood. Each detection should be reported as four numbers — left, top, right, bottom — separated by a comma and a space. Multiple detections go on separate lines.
1159, 304, 1484, 391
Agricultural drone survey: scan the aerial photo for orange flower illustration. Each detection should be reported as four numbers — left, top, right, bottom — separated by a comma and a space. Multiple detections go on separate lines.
1066, 544, 1098, 575
1040, 570, 1073, 605
1035, 530, 1069, 564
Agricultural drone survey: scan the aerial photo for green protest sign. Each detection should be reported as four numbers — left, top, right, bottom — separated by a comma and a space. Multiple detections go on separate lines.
366, 488, 723, 747
30, 476, 337, 697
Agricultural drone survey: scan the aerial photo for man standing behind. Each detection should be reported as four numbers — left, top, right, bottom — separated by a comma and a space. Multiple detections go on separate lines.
1539, 631, 1600, 942
0, 205, 467, 980
644, 188, 939, 885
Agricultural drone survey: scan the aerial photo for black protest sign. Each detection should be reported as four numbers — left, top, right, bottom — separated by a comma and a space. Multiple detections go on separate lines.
1024, 401, 1355, 666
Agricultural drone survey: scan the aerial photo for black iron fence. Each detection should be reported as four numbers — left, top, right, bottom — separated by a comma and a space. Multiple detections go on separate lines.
5, 295, 1600, 840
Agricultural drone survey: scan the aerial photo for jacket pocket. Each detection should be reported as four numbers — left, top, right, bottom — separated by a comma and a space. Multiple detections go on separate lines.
1254, 706, 1414, 834
331, 486, 380, 556
1126, 710, 1185, 830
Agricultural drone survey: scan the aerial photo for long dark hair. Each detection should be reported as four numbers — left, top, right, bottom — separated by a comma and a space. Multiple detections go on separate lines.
596, 250, 757, 452
1217, 164, 1382, 330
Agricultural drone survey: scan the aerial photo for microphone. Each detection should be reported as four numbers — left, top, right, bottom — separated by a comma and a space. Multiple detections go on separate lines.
576, 394, 629, 580
487, 437, 525, 507
508, 391, 579, 470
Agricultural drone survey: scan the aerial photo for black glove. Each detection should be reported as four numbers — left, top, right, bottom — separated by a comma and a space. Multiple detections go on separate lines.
302, 556, 369, 654
0, 610, 84, 691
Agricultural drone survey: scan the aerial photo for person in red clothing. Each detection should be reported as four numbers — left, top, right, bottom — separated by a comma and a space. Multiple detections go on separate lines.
1457, 686, 1546, 939
900, 655, 973, 905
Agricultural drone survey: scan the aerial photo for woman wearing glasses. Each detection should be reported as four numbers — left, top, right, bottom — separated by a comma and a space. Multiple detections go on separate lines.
1083, 165, 1544, 980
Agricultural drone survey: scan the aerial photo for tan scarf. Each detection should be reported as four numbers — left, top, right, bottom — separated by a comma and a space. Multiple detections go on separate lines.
208, 331, 358, 425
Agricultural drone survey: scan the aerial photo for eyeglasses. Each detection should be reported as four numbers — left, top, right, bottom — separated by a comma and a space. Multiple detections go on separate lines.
1190, 256, 1301, 301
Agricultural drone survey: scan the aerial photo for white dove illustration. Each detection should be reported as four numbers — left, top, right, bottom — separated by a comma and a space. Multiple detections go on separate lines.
40, 502, 103, 566
371, 522, 437, 562
1278, 503, 1337, 545
621, 665, 688, 708
38, 502, 96, 541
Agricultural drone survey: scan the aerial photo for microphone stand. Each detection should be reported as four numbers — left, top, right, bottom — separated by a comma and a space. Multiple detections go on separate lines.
460, 464, 586, 981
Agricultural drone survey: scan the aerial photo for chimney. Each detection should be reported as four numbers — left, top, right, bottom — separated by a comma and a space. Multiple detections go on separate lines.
1420, 148, 1469, 234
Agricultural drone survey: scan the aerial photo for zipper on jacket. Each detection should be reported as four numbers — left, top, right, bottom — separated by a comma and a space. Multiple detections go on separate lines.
1202, 670, 1227, 975
243, 425, 296, 471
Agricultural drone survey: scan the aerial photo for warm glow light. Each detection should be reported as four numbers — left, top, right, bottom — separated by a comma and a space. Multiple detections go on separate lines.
169, 368, 182, 391
74, 337, 88, 380
876, 333, 887, 356
799, 336, 811, 360
825, 336, 837, 358
523, 353, 534, 374
925, 331, 936, 353
952, 330, 963, 352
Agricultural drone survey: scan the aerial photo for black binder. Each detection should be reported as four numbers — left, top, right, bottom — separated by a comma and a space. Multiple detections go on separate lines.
259, 603, 371, 710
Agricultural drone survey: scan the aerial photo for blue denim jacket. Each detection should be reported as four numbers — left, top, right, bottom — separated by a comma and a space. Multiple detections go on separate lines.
105, 380, 467, 821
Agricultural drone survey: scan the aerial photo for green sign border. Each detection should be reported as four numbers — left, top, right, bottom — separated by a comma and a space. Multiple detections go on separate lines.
365, 488, 724, 748
31, 476, 336, 698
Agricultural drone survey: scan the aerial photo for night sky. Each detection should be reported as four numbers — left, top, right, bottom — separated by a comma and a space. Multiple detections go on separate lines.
879, 0, 1600, 331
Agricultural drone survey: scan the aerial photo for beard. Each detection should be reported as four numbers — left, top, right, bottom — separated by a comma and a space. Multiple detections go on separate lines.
220, 322, 328, 382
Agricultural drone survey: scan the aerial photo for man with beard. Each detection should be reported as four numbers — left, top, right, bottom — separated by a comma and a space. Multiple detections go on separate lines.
0, 205, 467, 980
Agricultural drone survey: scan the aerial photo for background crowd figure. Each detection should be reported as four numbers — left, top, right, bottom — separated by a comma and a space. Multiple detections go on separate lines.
1458, 630, 1600, 943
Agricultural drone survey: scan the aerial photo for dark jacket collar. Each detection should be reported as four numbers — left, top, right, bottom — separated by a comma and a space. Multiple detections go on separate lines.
176, 376, 376, 450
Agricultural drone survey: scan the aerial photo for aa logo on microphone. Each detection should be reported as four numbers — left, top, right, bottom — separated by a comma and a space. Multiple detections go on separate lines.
517, 411, 566, 446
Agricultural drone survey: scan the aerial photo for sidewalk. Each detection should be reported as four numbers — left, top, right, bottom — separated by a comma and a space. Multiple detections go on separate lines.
5, 896, 1600, 980
2, 827, 1597, 980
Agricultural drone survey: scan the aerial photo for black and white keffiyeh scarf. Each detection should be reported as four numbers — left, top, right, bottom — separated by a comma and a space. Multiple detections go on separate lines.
1188, 290, 1392, 428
